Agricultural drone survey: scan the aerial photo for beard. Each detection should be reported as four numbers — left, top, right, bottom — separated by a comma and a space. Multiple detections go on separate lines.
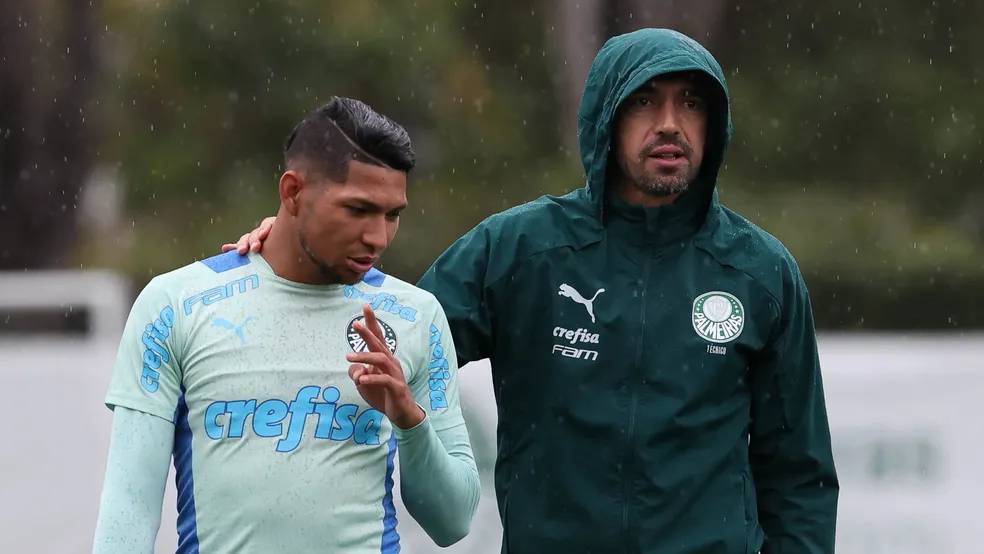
298, 230, 350, 285
634, 171, 693, 196
620, 138, 699, 197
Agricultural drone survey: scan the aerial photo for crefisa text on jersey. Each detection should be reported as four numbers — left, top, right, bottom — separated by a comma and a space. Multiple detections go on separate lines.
427, 323, 450, 410
140, 305, 176, 393
343, 285, 418, 322
204, 385, 386, 452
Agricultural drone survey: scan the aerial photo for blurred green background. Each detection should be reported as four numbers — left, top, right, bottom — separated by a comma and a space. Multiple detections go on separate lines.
2, 0, 981, 329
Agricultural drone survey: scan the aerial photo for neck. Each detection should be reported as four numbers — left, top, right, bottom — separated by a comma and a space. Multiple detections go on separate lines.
613, 179, 681, 207
261, 207, 330, 284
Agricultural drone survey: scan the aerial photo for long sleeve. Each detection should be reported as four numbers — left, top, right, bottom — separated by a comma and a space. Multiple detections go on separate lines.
93, 406, 174, 554
395, 418, 480, 546
417, 223, 494, 365
749, 266, 839, 553
396, 295, 481, 546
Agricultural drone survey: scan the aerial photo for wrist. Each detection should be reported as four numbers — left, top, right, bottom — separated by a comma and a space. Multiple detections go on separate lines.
390, 401, 425, 430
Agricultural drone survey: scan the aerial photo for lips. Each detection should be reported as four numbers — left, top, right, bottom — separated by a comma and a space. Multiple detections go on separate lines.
644, 143, 688, 169
347, 257, 376, 273
646, 144, 686, 160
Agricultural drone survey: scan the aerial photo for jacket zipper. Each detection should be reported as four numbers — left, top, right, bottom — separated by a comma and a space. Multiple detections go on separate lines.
621, 247, 655, 552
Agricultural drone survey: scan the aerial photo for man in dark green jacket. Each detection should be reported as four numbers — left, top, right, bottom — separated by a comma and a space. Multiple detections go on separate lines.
230, 28, 838, 554
418, 28, 838, 553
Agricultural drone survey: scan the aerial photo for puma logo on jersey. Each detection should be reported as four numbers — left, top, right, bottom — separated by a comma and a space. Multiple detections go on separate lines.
212, 316, 255, 346
558, 283, 605, 323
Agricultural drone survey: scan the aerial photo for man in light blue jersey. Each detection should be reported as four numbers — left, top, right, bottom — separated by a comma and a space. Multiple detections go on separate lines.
93, 97, 480, 553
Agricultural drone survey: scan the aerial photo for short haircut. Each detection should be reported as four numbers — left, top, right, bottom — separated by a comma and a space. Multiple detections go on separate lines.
283, 97, 415, 183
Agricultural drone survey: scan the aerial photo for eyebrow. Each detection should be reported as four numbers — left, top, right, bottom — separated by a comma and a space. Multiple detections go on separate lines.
345, 197, 407, 213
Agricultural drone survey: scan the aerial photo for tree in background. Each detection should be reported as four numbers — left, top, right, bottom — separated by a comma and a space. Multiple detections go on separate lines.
0, 0, 99, 269
91, 0, 573, 280
2, 0, 981, 328
714, 1, 984, 328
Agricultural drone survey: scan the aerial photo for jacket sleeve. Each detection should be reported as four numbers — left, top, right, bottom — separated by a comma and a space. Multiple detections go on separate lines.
749, 265, 839, 554
417, 224, 495, 365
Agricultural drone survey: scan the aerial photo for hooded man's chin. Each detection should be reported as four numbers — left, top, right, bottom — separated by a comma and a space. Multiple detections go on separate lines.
636, 175, 692, 197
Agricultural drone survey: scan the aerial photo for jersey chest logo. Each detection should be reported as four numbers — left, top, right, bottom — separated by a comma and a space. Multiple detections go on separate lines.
346, 315, 398, 354
212, 316, 255, 346
692, 291, 745, 343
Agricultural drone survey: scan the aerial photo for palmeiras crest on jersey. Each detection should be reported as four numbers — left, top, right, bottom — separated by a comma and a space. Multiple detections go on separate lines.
692, 291, 745, 343
347, 315, 398, 354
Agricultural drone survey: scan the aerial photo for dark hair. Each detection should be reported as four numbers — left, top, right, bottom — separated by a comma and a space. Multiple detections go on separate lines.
283, 97, 415, 183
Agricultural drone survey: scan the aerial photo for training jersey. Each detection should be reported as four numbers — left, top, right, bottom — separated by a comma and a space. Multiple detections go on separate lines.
105, 250, 464, 553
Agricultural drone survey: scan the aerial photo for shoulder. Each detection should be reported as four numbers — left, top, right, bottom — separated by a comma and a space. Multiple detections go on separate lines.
360, 270, 431, 302
697, 204, 804, 305
346, 269, 444, 323
463, 186, 600, 283
137, 251, 259, 313
157, 250, 254, 284
479, 187, 595, 237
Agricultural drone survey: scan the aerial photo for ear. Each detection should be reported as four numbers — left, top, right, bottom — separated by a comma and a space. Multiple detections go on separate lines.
279, 170, 303, 216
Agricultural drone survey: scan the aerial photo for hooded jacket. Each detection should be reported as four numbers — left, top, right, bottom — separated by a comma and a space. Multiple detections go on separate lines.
418, 28, 838, 554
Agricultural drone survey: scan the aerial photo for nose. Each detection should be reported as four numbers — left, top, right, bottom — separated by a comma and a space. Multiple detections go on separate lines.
361, 216, 389, 252
653, 102, 682, 137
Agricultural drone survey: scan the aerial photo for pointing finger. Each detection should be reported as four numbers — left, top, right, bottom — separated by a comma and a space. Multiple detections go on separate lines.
353, 319, 389, 358
362, 304, 385, 343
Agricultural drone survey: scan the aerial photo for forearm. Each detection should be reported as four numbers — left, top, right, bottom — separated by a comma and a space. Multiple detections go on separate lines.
93, 406, 174, 554
396, 418, 480, 547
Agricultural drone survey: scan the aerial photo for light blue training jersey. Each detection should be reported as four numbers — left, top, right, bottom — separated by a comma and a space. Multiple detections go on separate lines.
105, 251, 464, 553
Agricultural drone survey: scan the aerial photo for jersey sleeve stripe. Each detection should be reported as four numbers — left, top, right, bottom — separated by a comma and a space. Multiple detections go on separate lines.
380, 434, 400, 553
174, 392, 202, 553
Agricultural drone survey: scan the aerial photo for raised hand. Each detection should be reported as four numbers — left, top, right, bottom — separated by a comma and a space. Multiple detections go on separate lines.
221, 216, 276, 254
345, 304, 425, 430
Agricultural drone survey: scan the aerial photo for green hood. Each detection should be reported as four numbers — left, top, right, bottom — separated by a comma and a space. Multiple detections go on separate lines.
577, 28, 734, 210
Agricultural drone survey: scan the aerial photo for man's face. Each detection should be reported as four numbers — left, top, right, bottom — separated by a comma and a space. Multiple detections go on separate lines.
296, 160, 407, 285
612, 73, 708, 200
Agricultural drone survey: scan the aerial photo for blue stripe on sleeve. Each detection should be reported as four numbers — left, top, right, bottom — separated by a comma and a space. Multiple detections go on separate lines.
380, 433, 400, 553
174, 392, 201, 553
200, 251, 251, 273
